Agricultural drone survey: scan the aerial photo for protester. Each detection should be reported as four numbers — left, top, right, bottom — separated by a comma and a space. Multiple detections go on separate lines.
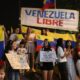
7, 41, 20, 80
75, 42, 80, 79
17, 40, 29, 80
65, 40, 76, 80
26, 27, 36, 72
56, 38, 68, 80
36, 39, 56, 80
9, 28, 21, 41
2, 26, 79, 80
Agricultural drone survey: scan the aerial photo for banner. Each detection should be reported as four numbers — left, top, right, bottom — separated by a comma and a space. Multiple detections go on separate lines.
21, 8, 79, 31
6, 53, 30, 69
40, 51, 57, 62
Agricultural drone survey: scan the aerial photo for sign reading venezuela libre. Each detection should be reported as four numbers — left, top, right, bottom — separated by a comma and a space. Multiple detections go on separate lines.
21, 8, 79, 31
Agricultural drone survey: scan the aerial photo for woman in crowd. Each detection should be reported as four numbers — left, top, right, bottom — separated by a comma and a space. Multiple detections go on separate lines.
26, 27, 36, 72
65, 40, 76, 80
37, 39, 56, 80
7, 41, 20, 80
56, 38, 68, 80
75, 42, 80, 79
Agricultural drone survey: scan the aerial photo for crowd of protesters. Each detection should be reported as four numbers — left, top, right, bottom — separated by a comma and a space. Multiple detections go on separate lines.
0, 27, 80, 80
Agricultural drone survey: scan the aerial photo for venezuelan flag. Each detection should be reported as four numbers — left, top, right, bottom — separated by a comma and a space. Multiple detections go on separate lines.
0, 26, 5, 59
36, 34, 55, 52
36, 33, 76, 52
43, 0, 56, 10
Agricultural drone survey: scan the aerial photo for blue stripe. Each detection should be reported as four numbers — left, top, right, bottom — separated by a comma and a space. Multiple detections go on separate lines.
37, 39, 76, 48
37, 40, 43, 46
0, 41, 4, 59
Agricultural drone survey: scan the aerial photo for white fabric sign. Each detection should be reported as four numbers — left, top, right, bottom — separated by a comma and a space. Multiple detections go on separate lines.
40, 51, 57, 62
21, 8, 79, 31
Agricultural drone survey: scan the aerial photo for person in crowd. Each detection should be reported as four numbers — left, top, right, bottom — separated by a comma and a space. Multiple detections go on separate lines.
17, 40, 27, 55
0, 60, 5, 80
41, 29, 47, 36
56, 38, 68, 80
6, 30, 11, 39
15, 28, 21, 34
36, 39, 56, 80
26, 27, 36, 72
6, 40, 20, 80
23, 34, 28, 43
17, 40, 29, 68
9, 28, 21, 41
65, 40, 76, 80
17, 40, 29, 80
75, 42, 80, 79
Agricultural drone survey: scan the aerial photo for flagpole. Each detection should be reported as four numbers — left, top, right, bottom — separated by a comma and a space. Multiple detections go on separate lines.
54, 0, 56, 9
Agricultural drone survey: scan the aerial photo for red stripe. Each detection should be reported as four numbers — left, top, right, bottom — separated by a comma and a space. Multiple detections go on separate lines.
36, 45, 42, 52
42, 3, 55, 10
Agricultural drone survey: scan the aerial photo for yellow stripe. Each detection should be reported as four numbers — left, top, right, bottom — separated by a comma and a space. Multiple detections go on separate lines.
0, 26, 4, 41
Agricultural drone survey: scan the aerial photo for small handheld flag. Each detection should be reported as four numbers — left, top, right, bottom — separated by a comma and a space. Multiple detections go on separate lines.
43, 0, 56, 10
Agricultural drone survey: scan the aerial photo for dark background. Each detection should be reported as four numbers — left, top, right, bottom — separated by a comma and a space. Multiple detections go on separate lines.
0, 0, 79, 30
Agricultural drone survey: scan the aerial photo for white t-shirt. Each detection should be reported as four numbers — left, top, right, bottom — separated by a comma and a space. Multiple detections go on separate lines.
57, 46, 67, 62
17, 48, 29, 63
9, 33, 17, 41
17, 48, 27, 55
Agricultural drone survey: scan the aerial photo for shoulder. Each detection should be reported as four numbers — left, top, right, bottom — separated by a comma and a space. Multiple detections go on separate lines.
57, 46, 64, 53
58, 46, 62, 50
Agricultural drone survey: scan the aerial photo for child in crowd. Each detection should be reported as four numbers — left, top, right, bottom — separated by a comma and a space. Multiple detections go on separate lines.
17, 40, 29, 80
17, 40, 29, 70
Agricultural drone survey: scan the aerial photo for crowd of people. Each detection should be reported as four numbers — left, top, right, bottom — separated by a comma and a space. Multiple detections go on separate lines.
0, 27, 80, 80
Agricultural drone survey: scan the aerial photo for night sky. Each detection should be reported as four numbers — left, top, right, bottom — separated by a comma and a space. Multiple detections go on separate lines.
0, 0, 43, 30
0, 0, 79, 30
0, 0, 19, 29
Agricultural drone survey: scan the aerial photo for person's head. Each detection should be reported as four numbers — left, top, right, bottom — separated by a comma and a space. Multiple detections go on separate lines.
65, 40, 72, 48
43, 39, 50, 48
23, 34, 27, 39
27, 27, 32, 35
7, 30, 11, 35
56, 38, 63, 48
19, 40, 25, 48
11, 41, 17, 50
15, 28, 20, 34
23, 34, 28, 41
0, 61, 5, 80
41, 29, 47, 35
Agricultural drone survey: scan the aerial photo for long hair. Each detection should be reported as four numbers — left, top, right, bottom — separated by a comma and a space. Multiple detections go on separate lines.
56, 38, 64, 54
65, 40, 72, 49
42, 39, 51, 51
